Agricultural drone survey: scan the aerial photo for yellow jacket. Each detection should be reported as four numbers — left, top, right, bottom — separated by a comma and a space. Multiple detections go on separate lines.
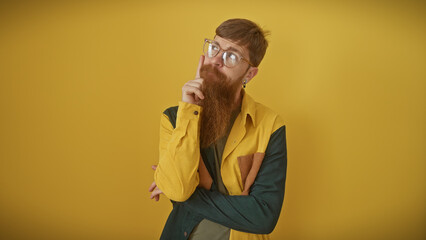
155, 91, 287, 240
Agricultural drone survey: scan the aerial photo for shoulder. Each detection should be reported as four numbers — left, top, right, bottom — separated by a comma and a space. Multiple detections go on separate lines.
163, 105, 179, 118
162, 106, 178, 129
253, 101, 285, 133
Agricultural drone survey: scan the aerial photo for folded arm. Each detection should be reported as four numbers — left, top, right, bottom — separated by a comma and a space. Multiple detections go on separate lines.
182, 126, 287, 234
154, 102, 202, 202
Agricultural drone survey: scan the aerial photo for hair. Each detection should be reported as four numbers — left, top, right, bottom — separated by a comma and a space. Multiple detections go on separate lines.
215, 18, 270, 67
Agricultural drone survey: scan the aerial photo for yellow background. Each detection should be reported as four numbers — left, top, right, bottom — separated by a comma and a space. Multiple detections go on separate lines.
0, 1, 425, 239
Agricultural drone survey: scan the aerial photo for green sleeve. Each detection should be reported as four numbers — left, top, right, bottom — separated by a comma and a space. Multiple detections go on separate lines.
182, 125, 287, 234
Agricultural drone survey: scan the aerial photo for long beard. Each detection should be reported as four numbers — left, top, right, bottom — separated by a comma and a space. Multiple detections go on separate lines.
199, 64, 243, 148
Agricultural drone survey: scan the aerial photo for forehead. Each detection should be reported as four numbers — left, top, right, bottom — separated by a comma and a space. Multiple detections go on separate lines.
213, 35, 248, 57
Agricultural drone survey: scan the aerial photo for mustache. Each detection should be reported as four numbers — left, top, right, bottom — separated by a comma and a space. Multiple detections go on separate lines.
199, 64, 227, 83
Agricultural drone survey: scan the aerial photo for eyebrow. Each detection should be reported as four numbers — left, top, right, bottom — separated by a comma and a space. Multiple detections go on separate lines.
213, 40, 244, 56
225, 46, 242, 54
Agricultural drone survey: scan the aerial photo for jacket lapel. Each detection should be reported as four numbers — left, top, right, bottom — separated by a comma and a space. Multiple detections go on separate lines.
222, 113, 247, 163
222, 91, 256, 167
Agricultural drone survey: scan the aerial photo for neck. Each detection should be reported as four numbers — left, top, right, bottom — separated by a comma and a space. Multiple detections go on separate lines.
232, 88, 244, 110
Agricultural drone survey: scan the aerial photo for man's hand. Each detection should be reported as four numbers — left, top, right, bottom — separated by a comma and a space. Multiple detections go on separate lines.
181, 55, 205, 105
148, 165, 163, 201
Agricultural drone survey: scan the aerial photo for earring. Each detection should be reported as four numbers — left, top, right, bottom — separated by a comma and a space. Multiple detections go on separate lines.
243, 79, 247, 88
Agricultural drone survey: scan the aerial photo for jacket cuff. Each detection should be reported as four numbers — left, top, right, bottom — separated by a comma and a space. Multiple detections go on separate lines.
177, 101, 202, 121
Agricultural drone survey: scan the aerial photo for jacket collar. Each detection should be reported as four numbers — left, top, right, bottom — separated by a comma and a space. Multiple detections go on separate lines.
240, 89, 257, 128
221, 90, 257, 162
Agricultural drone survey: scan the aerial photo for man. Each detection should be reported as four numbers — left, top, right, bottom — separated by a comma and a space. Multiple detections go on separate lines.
149, 18, 287, 240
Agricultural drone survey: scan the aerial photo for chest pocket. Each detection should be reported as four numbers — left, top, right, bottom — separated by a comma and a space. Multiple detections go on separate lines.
237, 152, 265, 195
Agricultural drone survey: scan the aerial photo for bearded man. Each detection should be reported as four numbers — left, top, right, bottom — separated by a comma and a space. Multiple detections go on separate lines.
149, 18, 287, 240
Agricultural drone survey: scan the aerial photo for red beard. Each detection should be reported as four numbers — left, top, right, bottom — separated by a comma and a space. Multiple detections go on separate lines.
199, 64, 243, 148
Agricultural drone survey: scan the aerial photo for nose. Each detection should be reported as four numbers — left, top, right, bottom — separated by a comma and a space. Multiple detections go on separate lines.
210, 51, 224, 68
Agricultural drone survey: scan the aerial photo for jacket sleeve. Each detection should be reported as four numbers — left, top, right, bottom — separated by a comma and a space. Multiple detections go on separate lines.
154, 102, 202, 202
181, 125, 287, 234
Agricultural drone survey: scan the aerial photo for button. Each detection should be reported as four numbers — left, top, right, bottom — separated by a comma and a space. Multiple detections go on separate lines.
194, 111, 199, 115
184, 231, 187, 237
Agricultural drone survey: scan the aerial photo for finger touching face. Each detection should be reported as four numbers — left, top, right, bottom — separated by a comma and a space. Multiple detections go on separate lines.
195, 55, 205, 79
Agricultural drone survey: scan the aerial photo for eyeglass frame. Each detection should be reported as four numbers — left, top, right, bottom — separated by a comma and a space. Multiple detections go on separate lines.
203, 38, 254, 68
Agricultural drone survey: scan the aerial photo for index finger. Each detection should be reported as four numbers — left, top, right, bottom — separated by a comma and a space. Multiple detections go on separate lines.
195, 55, 205, 78
148, 181, 156, 192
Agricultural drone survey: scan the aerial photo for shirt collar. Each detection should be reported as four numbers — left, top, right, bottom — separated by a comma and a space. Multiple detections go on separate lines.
240, 89, 257, 127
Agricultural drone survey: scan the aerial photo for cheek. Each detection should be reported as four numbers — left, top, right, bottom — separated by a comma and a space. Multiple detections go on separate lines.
221, 69, 235, 80
232, 66, 248, 80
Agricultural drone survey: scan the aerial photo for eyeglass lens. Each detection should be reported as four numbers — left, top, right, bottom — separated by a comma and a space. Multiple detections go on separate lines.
203, 40, 240, 67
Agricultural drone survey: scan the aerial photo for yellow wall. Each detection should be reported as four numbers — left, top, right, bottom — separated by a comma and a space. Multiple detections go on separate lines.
0, 1, 425, 239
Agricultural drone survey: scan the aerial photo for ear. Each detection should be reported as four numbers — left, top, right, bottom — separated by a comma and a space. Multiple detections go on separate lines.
244, 67, 258, 84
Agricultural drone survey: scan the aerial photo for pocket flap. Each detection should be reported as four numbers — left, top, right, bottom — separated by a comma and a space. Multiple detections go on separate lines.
238, 152, 265, 195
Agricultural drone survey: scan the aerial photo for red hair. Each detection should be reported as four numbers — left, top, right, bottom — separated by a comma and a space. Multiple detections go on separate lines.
216, 18, 270, 67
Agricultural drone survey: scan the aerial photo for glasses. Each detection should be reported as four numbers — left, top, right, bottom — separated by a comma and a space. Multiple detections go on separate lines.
203, 38, 253, 68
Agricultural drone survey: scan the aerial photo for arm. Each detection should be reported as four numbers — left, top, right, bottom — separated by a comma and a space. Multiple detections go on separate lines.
154, 103, 202, 202
182, 125, 287, 234
154, 56, 206, 202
